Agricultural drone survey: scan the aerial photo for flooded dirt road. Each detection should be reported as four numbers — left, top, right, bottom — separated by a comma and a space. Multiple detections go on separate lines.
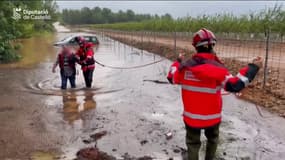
1, 24, 285, 160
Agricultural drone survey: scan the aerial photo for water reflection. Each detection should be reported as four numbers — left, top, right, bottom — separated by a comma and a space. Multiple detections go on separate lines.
62, 91, 79, 123
0, 34, 58, 68
82, 91, 97, 111
62, 90, 96, 124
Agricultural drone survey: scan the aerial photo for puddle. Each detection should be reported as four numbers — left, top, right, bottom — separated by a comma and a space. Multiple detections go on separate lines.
30, 151, 56, 160
0, 34, 58, 69
0, 24, 166, 159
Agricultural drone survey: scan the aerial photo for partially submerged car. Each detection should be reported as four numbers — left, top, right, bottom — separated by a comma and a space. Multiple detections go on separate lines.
54, 34, 99, 47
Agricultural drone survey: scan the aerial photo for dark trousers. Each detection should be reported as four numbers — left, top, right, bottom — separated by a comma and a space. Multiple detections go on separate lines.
60, 72, 76, 89
185, 123, 220, 160
83, 69, 94, 88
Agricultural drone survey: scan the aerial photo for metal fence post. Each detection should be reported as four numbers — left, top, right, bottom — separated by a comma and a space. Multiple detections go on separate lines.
263, 28, 270, 89
130, 31, 133, 51
141, 31, 143, 54
174, 31, 177, 54
141, 31, 143, 43
154, 31, 156, 44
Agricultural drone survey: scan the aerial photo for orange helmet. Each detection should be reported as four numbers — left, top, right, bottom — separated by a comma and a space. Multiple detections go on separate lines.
192, 28, 216, 48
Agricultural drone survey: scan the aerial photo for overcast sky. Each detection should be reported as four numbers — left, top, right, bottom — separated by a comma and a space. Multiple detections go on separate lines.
56, 1, 284, 18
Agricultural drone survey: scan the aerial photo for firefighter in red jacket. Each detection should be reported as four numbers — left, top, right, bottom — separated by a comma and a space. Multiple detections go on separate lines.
74, 36, 95, 88
52, 45, 77, 89
167, 28, 262, 160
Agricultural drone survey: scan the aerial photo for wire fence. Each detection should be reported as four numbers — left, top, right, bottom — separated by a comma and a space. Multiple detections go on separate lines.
91, 29, 285, 99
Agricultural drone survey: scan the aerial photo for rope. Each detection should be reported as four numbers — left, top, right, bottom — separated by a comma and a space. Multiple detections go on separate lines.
143, 79, 169, 84
94, 58, 166, 69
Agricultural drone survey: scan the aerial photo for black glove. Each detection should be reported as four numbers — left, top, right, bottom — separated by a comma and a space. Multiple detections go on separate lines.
86, 58, 95, 65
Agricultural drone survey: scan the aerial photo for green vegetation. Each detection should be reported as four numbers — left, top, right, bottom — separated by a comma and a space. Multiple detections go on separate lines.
89, 5, 285, 35
61, 7, 172, 25
0, 0, 58, 63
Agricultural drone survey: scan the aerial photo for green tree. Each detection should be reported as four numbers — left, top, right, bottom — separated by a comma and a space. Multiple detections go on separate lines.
60, 7, 154, 25
0, 0, 58, 63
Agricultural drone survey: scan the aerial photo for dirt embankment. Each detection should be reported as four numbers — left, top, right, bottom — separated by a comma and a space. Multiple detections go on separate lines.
100, 32, 285, 118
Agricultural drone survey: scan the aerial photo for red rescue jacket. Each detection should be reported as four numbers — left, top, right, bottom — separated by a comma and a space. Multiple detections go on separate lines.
76, 42, 95, 71
170, 53, 259, 128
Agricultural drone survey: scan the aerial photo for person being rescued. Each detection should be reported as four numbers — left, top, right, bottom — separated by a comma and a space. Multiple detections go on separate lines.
52, 45, 77, 89
74, 36, 95, 88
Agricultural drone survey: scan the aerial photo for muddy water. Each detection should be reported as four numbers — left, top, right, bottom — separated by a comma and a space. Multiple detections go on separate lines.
1, 25, 285, 160
0, 35, 57, 69
0, 32, 61, 159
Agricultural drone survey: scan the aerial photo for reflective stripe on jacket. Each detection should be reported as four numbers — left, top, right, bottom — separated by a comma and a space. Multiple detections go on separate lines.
170, 53, 259, 128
